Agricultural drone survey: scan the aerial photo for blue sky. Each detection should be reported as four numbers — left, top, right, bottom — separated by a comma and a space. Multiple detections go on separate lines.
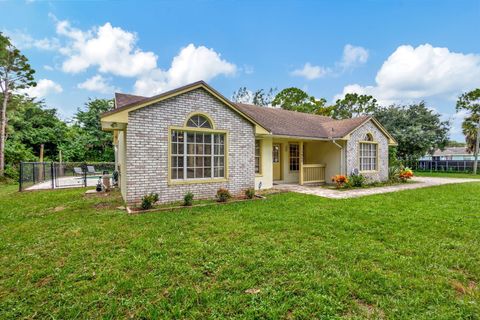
1, 0, 480, 140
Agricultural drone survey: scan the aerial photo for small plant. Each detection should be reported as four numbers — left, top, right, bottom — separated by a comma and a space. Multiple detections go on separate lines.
183, 191, 194, 206
399, 167, 414, 182
216, 188, 232, 202
388, 166, 401, 183
245, 188, 255, 199
331, 175, 348, 188
347, 172, 366, 188
141, 193, 159, 210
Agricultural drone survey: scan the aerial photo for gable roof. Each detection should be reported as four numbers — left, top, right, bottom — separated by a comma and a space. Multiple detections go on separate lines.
102, 81, 397, 145
114, 92, 148, 109
101, 81, 270, 134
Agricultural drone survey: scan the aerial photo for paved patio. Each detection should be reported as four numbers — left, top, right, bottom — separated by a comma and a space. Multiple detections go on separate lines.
273, 176, 479, 199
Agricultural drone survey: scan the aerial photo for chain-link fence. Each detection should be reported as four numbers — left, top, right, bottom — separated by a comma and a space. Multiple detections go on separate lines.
19, 162, 116, 191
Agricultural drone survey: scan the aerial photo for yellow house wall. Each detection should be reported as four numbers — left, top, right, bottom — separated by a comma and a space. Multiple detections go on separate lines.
304, 141, 345, 180
255, 136, 273, 190
117, 130, 127, 200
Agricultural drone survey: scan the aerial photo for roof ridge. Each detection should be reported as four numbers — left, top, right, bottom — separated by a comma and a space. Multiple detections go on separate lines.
234, 102, 333, 121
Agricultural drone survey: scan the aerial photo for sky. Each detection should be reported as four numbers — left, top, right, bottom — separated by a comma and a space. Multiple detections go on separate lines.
1, 0, 480, 141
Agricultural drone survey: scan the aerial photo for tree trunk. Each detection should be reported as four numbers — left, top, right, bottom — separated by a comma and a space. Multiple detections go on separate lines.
0, 87, 7, 177
474, 122, 480, 175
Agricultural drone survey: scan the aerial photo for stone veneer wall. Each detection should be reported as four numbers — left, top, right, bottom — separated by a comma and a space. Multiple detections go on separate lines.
345, 120, 389, 181
125, 88, 255, 204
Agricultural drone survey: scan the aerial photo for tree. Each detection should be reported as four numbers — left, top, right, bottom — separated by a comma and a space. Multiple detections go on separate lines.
0, 33, 36, 176
62, 98, 114, 162
374, 102, 450, 161
272, 87, 330, 114
456, 89, 480, 173
331, 93, 379, 119
232, 87, 277, 106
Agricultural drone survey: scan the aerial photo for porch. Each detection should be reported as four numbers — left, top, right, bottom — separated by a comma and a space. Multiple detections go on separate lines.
267, 138, 345, 186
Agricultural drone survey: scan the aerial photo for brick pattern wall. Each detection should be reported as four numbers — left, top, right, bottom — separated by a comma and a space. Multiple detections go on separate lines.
126, 88, 255, 204
345, 120, 389, 181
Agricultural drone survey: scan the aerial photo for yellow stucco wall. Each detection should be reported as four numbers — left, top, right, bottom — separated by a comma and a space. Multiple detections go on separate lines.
254, 136, 273, 190
117, 130, 127, 200
304, 140, 345, 181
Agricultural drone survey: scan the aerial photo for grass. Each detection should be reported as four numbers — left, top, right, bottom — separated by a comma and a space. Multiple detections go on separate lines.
414, 171, 480, 179
1, 183, 480, 319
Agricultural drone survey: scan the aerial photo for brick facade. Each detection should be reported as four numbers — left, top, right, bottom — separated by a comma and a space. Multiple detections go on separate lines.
345, 120, 389, 181
125, 88, 255, 205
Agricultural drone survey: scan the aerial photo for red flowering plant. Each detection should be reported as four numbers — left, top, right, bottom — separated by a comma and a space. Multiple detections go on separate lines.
399, 167, 414, 182
331, 175, 348, 188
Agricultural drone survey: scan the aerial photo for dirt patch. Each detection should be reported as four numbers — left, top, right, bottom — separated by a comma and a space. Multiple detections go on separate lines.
244, 288, 261, 294
53, 206, 66, 212
36, 276, 53, 287
451, 280, 477, 296
344, 298, 385, 319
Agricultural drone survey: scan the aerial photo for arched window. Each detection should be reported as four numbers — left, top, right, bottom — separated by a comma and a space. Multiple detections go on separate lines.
364, 133, 374, 141
359, 133, 377, 171
186, 114, 212, 128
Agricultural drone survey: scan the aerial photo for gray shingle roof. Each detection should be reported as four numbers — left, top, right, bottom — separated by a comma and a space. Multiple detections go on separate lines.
235, 103, 370, 139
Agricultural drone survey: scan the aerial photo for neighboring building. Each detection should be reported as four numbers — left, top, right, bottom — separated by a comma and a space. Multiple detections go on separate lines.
100, 81, 397, 205
421, 147, 474, 161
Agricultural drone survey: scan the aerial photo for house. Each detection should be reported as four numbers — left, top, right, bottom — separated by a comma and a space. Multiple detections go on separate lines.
420, 147, 474, 161
100, 81, 397, 205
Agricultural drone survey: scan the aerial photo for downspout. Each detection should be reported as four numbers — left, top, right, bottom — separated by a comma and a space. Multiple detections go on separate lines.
329, 128, 344, 175
330, 139, 344, 175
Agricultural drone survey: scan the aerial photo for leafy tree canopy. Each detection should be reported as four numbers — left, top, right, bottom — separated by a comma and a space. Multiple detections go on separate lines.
232, 87, 277, 106
272, 87, 331, 114
374, 102, 450, 160
456, 88, 480, 154
331, 93, 379, 119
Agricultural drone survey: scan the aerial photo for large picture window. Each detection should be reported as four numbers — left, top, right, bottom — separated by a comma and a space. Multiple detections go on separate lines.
255, 140, 262, 174
289, 143, 300, 171
359, 138, 377, 172
170, 114, 225, 181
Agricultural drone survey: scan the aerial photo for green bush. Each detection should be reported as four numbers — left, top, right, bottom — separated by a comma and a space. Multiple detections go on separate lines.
245, 188, 255, 199
216, 188, 232, 202
141, 193, 159, 210
183, 192, 194, 206
388, 166, 401, 183
346, 173, 366, 188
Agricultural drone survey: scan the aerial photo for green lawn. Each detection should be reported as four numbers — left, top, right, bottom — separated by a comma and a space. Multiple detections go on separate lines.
1, 183, 480, 319
415, 171, 480, 179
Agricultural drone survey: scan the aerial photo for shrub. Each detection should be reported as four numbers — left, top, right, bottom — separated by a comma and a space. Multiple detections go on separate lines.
216, 188, 232, 202
346, 172, 366, 188
141, 193, 159, 210
388, 166, 401, 183
183, 192, 194, 206
331, 175, 348, 188
399, 167, 414, 182
245, 188, 255, 199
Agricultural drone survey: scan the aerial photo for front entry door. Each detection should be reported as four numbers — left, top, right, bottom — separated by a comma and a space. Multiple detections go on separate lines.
273, 143, 282, 180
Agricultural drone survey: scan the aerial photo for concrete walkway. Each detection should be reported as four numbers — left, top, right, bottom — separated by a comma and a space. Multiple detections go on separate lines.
272, 176, 479, 199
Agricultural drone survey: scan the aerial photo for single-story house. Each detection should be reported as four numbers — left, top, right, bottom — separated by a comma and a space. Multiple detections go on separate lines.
101, 81, 397, 205
420, 147, 474, 161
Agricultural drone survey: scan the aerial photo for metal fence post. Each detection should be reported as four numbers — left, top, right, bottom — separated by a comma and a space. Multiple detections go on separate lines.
51, 162, 55, 189
83, 163, 87, 187
19, 162, 23, 192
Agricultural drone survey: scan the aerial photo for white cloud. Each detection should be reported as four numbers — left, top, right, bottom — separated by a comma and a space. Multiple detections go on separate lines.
340, 44, 369, 69
78, 75, 115, 94
3, 30, 60, 51
43, 65, 54, 71
55, 19, 158, 77
291, 63, 329, 80
21, 79, 63, 98
335, 44, 480, 105
134, 43, 237, 95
